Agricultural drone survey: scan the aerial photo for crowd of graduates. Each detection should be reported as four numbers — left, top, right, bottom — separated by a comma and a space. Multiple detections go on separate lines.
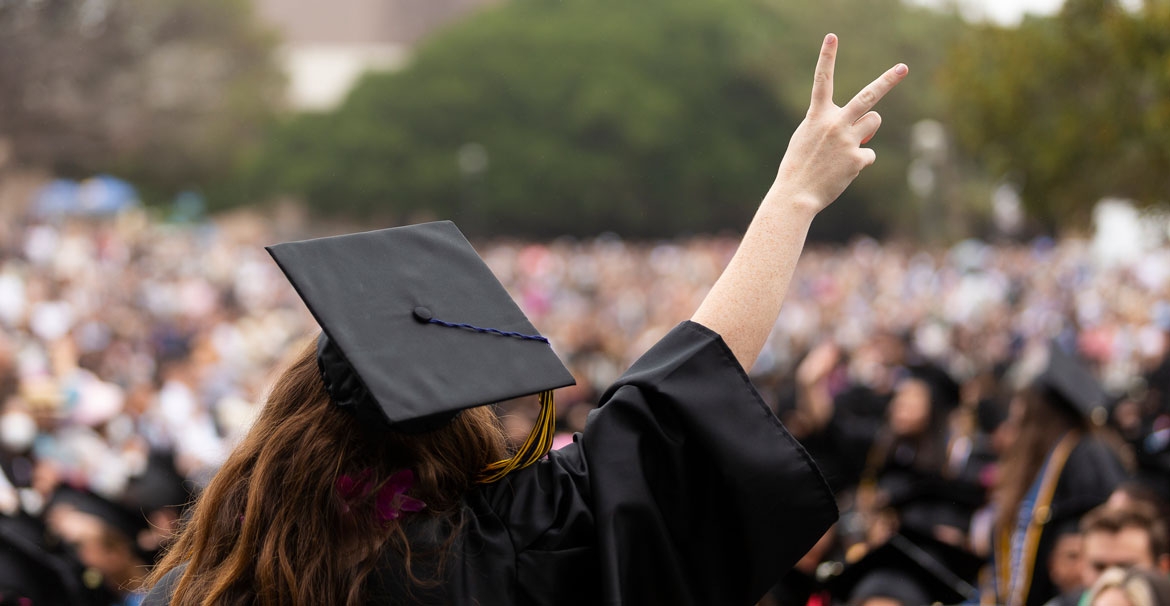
1, 201, 1169, 605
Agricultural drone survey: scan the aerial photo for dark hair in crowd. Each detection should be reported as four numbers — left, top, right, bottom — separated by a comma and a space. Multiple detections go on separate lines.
994, 389, 1087, 532
1080, 502, 1170, 561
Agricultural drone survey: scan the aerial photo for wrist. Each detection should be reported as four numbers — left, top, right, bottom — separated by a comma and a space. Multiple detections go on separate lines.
762, 185, 823, 220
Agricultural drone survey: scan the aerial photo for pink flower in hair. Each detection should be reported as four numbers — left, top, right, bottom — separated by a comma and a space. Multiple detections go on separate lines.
375, 470, 427, 521
335, 469, 373, 514
336, 468, 426, 521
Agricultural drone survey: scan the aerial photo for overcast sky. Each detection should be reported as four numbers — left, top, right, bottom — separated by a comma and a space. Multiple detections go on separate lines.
974, 0, 1065, 23
912, 0, 1141, 25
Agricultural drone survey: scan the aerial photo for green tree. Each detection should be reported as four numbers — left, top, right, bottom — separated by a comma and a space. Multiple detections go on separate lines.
941, 0, 1170, 228
254, 0, 792, 237
253, 0, 963, 239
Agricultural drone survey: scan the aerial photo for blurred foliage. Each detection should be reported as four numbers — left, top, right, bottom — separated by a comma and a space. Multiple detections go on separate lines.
942, 0, 1170, 229
0, 0, 284, 199
250, 0, 962, 239
22, 0, 1168, 239
733, 0, 966, 239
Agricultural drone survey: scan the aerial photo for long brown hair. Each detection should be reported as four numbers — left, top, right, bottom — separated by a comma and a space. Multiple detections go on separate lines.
146, 335, 508, 605
993, 389, 1084, 532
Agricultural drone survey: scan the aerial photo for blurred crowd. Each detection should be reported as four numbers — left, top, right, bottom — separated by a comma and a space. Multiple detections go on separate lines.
1, 202, 1170, 605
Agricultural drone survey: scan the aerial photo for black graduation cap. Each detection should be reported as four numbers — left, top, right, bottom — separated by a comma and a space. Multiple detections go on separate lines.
1015, 343, 1109, 426
266, 221, 576, 436
828, 534, 977, 605
896, 526, 986, 585
122, 451, 192, 515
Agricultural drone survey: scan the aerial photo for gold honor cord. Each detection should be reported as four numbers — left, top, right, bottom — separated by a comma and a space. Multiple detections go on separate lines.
993, 431, 1079, 605
478, 390, 557, 484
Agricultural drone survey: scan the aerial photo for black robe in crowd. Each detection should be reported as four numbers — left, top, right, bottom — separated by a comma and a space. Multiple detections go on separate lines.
146, 321, 838, 605
1000, 435, 1128, 606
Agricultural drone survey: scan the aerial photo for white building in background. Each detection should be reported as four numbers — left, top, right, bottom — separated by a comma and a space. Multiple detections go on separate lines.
254, 0, 500, 110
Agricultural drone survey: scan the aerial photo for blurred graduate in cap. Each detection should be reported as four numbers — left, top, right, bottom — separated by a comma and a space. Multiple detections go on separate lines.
143, 35, 910, 606
44, 485, 153, 605
855, 363, 989, 550
987, 343, 1131, 606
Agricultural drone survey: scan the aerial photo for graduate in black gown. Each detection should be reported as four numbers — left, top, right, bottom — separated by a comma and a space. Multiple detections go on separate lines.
855, 363, 989, 548
988, 343, 1130, 606
143, 35, 909, 606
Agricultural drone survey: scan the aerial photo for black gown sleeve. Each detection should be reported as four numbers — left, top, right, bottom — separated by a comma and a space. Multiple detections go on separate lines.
481, 321, 838, 605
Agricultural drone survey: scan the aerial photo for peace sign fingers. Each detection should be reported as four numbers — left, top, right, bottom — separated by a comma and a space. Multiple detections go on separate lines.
773, 35, 908, 214
843, 63, 909, 125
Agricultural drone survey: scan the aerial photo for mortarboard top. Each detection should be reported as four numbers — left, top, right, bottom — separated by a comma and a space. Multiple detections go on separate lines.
266, 221, 576, 434
896, 526, 986, 585
1013, 343, 1109, 426
827, 534, 976, 605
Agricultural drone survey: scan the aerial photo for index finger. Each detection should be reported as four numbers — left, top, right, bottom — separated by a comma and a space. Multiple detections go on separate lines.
809, 33, 837, 112
842, 63, 908, 123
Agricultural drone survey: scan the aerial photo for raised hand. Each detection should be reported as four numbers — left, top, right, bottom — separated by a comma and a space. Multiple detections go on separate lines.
773, 34, 908, 214
691, 35, 907, 371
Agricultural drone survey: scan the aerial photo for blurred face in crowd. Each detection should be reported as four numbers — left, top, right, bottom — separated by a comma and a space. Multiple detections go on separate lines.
46, 506, 144, 592
1081, 526, 1159, 588
889, 378, 930, 437
1048, 533, 1084, 594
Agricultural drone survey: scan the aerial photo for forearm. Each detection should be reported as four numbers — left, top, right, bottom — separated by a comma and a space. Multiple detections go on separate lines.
691, 187, 819, 370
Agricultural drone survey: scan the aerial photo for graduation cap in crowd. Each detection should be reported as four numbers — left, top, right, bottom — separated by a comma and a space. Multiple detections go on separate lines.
828, 533, 977, 606
267, 221, 576, 483
1013, 342, 1110, 426
897, 526, 986, 586
123, 450, 192, 516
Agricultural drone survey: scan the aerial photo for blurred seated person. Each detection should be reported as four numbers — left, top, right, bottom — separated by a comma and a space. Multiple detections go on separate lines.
1083, 566, 1170, 606
1043, 522, 1084, 606
791, 339, 990, 553
1044, 498, 1170, 606
988, 344, 1130, 606
854, 363, 987, 548
1081, 501, 1170, 587
787, 334, 906, 493
45, 486, 151, 606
